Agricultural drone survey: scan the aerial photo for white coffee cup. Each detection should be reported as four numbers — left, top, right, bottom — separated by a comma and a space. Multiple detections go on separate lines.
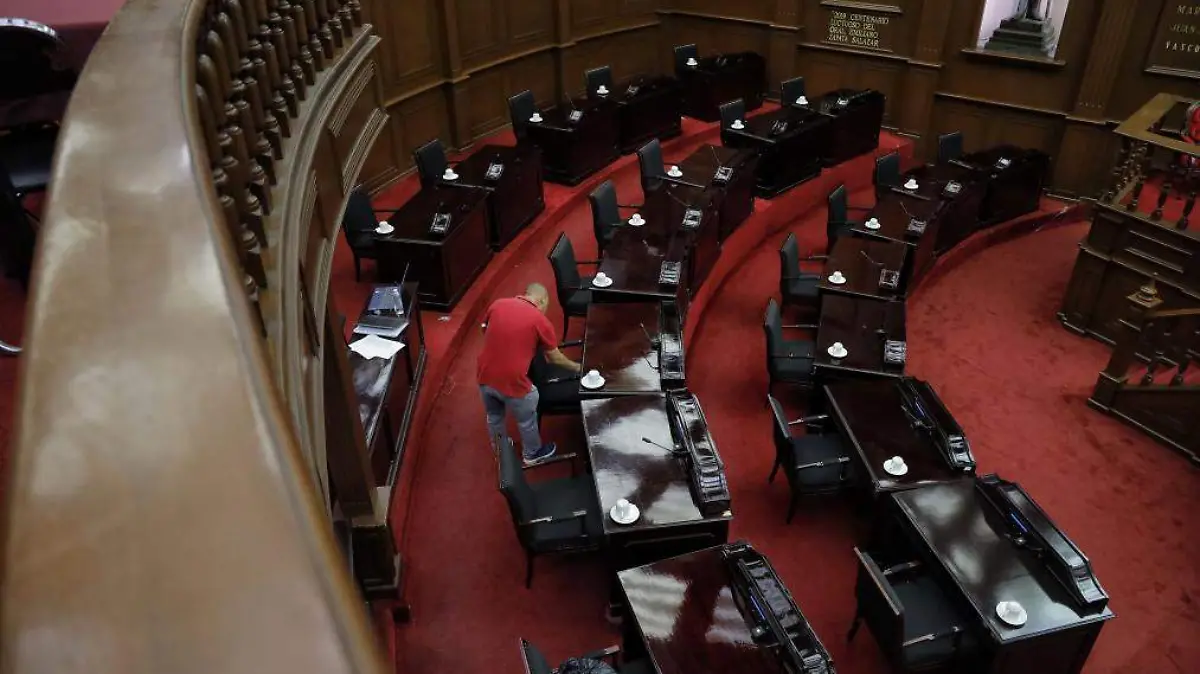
731, 119, 745, 129
796, 96, 809, 105
830, 270, 845, 283
629, 213, 645, 226
829, 341, 848, 358
595, 272, 608, 282
668, 165, 682, 177
866, 217, 881, 229
616, 498, 633, 516
530, 113, 543, 123
904, 178, 919, 190
597, 85, 609, 95
686, 57, 698, 67
443, 168, 458, 180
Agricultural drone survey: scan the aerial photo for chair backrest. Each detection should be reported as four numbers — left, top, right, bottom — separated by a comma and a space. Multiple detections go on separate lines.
509, 90, 536, 142
342, 188, 379, 235
853, 547, 906, 663
413, 139, 448, 189
827, 183, 849, 249
674, 43, 699, 74
874, 151, 901, 193
585, 65, 613, 97
938, 131, 964, 164
589, 180, 620, 249
498, 441, 538, 550
518, 639, 555, 674
767, 394, 797, 477
0, 19, 77, 101
763, 298, 784, 357
720, 99, 745, 129
548, 233, 583, 306
637, 139, 665, 194
781, 76, 806, 104
778, 232, 799, 294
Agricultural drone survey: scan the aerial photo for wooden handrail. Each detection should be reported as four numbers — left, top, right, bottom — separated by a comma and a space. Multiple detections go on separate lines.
0, 1, 385, 672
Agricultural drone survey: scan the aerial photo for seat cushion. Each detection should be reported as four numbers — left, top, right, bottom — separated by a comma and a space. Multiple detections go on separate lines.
770, 355, 814, 384
791, 434, 851, 487
565, 286, 594, 317
894, 575, 975, 667
529, 474, 604, 552
537, 368, 581, 412
784, 276, 820, 303
346, 230, 376, 252
779, 338, 814, 359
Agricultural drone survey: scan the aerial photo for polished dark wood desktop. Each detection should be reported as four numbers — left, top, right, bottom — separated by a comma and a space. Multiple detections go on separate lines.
807, 88, 885, 166
665, 144, 757, 241
582, 396, 731, 572
855, 190, 943, 290
825, 380, 968, 501
348, 283, 427, 487
581, 302, 663, 396
722, 106, 830, 198
611, 74, 683, 153
377, 185, 492, 310
902, 162, 989, 255
618, 546, 780, 674
448, 143, 544, 250
819, 237, 908, 301
881, 481, 1114, 674
814, 295, 906, 380
525, 95, 619, 185
677, 52, 767, 122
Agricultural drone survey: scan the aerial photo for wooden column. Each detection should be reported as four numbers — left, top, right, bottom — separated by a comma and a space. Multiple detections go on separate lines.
767, 0, 801, 97
553, 0, 575, 100
899, 0, 953, 156
438, 0, 471, 147
1056, 0, 1141, 197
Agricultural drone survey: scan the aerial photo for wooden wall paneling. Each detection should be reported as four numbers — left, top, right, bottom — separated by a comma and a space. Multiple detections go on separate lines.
371, 0, 444, 102
1054, 120, 1114, 199
987, 110, 1062, 155
456, 0, 507, 70
392, 89, 453, 172
670, 0, 773, 23
930, 98, 993, 153
797, 49, 850, 98
1072, 0, 1140, 120
666, 14, 772, 60
509, 0, 558, 50
857, 57, 903, 126
897, 64, 939, 146
1107, 0, 1200, 121
460, 66, 509, 140
767, 0, 800, 96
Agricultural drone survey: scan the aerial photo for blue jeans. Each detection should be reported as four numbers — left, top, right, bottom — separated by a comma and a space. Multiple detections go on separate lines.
480, 385, 544, 457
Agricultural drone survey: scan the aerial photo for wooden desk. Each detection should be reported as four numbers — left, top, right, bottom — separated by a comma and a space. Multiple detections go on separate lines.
825, 379, 971, 503
807, 88, 885, 166
665, 144, 757, 241
881, 481, 1114, 674
722, 106, 829, 198
348, 283, 427, 487
677, 51, 767, 122
814, 295, 906, 380
525, 95, 619, 185
617, 546, 783, 674
901, 163, 988, 255
954, 145, 1049, 227
377, 185, 491, 310
611, 74, 683, 153
582, 395, 731, 573
581, 302, 685, 396
854, 191, 943, 289
819, 237, 908, 301
449, 143, 544, 250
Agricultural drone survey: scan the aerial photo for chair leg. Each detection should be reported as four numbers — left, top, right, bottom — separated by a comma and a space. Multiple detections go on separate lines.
786, 492, 799, 524
768, 459, 780, 484
561, 315, 569, 341
525, 552, 534, 589
847, 612, 862, 642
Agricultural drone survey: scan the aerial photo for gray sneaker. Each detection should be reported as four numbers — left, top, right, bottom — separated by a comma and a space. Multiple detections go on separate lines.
523, 442, 557, 466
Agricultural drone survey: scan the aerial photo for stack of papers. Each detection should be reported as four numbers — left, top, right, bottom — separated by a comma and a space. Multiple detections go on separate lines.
349, 334, 406, 360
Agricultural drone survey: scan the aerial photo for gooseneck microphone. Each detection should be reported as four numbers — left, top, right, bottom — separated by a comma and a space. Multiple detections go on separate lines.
642, 436, 683, 454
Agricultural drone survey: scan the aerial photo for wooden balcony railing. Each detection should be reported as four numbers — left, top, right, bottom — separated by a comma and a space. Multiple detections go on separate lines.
1, 1, 391, 671
1089, 282, 1200, 466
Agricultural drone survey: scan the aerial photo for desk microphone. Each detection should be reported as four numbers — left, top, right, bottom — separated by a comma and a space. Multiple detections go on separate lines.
642, 436, 682, 454
709, 144, 722, 170
639, 322, 659, 347
860, 249, 883, 268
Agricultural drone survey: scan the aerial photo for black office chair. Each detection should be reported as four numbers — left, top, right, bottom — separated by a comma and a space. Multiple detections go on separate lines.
519, 638, 654, 674
720, 99, 745, 131
509, 90, 536, 144
589, 180, 640, 251
497, 439, 603, 588
767, 395, 854, 523
585, 65, 614, 97
874, 151, 902, 200
826, 183, 861, 253
937, 131, 964, 165
781, 76, 806, 105
674, 43, 699, 75
763, 298, 817, 394
547, 233, 597, 340
342, 188, 390, 281
849, 547, 976, 673
529, 341, 583, 421
413, 139, 449, 190
637, 139, 666, 195
0, 164, 36, 291
778, 232, 821, 312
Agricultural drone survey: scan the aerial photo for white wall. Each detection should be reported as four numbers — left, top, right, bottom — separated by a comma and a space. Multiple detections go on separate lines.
977, 0, 1021, 49
1047, 0, 1072, 56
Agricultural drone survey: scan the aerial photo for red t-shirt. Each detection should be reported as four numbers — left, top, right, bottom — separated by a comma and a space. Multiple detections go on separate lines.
477, 297, 558, 398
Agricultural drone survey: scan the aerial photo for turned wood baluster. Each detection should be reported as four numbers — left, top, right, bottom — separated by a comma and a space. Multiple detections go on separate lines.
347, 0, 362, 27
270, 1, 308, 100
296, 0, 325, 72
224, 1, 279, 177
283, 0, 316, 83
1152, 182, 1170, 220
1128, 176, 1145, 212
210, 21, 272, 212
245, 274, 267, 336
325, 0, 345, 48
338, 0, 355, 38
1173, 346, 1195, 386
244, 0, 291, 138
197, 58, 266, 245
265, 1, 301, 115
1104, 142, 1127, 202
1179, 192, 1195, 230
313, 0, 335, 57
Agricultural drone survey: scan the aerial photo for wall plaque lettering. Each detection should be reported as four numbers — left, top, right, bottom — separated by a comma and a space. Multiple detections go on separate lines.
823, 6, 895, 52
1147, 1, 1200, 79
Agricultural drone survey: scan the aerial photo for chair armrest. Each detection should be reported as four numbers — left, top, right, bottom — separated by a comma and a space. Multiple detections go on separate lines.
902, 625, 964, 649
576, 260, 601, 266
579, 645, 620, 665
801, 254, 829, 262
882, 560, 922, 577
617, 203, 643, 210
521, 453, 579, 471
520, 508, 587, 525
782, 324, 818, 331
559, 340, 583, 349
796, 455, 849, 471
788, 413, 829, 427
847, 204, 873, 213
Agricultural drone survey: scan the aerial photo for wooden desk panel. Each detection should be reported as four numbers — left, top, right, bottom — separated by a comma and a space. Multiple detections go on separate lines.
666, 145, 757, 241
450, 143, 544, 250
677, 52, 767, 122
814, 295, 906, 380
722, 107, 829, 198
525, 95, 619, 185
819, 237, 908, 301
613, 75, 683, 153
808, 88, 885, 166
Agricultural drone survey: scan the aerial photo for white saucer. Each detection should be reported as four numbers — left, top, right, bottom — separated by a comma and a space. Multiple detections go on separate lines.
529, 114, 543, 123
610, 503, 640, 525
667, 166, 683, 178
827, 345, 849, 359
592, 275, 614, 288
865, 219, 882, 230
686, 57, 699, 67
731, 121, 745, 130
996, 601, 1028, 627
628, 216, 646, 227
596, 87, 609, 96
883, 459, 909, 476
374, 222, 394, 235
443, 171, 459, 181
827, 274, 847, 285
581, 374, 606, 390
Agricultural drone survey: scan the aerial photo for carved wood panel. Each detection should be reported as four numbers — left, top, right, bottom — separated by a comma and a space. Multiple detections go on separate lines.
457, 0, 506, 65
931, 97, 1062, 161
666, 13, 771, 59
561, 26, 663, 96
391, 89, 454, 171
367, 0, 443, 102
670, 0, 773, 23
796, 49, 905, 124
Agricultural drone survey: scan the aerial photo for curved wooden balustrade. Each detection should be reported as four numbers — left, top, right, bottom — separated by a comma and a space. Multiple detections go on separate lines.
2, 1, 391, 671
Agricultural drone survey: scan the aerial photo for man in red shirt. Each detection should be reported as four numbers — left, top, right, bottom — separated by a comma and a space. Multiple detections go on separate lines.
478, 283, 581, 463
